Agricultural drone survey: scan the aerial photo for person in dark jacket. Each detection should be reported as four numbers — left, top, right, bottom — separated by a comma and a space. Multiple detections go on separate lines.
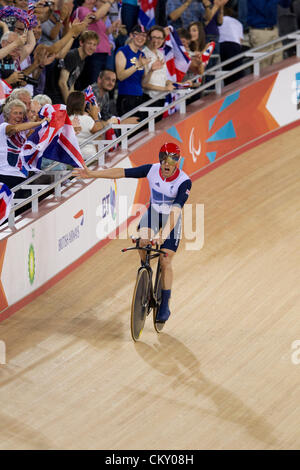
247, 0, 291, 68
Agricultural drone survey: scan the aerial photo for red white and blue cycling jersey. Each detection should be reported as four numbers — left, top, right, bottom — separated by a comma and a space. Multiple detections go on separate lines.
124, 163, 191, 251
124, 163, 192, 214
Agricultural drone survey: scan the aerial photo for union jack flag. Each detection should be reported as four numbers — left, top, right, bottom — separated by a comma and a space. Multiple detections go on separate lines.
138, 0, 157, 29
162, 92, 177, 119
163, 26, 191, 83
172, 82, 192, 89
27, 1, 36, 16
162, 27, 191, 118
202, 42, 215, 68
8, 132, 28, 177
84, 85, 97, 106
19, 104, 85, 170
0, 183, 13, 226
105, 117, 120, 152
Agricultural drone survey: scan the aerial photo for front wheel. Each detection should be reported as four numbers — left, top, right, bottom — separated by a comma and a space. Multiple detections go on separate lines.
131, 268, 150, 341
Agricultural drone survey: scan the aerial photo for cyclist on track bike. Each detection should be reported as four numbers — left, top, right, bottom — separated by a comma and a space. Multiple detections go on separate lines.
72, 142, 192, 326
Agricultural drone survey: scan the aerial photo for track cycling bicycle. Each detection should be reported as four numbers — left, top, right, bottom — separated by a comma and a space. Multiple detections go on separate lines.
122, 238, 168, 341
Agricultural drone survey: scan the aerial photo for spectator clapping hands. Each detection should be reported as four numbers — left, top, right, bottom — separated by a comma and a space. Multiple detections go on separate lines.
136, 55, 151, 70
71, 115, 82, 135
150, 58, 164, 72
34, 44, 56, 67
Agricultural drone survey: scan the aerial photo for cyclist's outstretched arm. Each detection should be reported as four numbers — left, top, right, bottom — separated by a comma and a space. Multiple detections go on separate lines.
72, 165, 125, 180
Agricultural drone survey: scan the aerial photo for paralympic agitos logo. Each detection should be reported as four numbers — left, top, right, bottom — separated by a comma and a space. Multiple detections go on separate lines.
189, 127, 201, 163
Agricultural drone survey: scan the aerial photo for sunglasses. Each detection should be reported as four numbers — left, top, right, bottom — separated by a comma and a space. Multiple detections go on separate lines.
159, 153, 180, 165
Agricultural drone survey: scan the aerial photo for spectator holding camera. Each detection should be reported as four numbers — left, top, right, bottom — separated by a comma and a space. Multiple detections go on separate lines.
0, 31, 37, 89
10, 20, 88, 96
0, 10, 37, 78
5, 28, 36, 68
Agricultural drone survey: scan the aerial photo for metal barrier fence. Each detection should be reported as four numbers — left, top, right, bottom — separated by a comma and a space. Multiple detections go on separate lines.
5, 29, 300, 228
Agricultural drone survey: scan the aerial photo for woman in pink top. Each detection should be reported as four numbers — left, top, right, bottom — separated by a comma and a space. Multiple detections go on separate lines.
73, 0, 117, 87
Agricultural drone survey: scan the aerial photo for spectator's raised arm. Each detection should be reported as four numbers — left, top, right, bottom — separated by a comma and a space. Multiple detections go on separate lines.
20, 29, 36, 63
86, 102, 105, 133
58, 68, 71, 104
93, 0, 115, 22
0, 32, 26, 60
33, 0, 53, 23
0, 20, 9, 35
168, 0, 193, 23
47, 4, 71, 41
47, 20, 88, 59
204, 0, 229, 25
23, 44, 56, 79
6, 117, 49, 136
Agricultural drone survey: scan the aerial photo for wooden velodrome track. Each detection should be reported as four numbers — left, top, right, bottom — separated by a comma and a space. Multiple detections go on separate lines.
0, 126, 299, 450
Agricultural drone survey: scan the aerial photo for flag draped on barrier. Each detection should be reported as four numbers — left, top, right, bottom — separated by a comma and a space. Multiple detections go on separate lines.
105, 117, 120, 151
0, 183, 13, 225
19, 104, 85, 170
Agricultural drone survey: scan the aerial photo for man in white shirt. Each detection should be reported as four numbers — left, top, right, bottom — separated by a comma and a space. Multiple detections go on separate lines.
218, 7, 244, 84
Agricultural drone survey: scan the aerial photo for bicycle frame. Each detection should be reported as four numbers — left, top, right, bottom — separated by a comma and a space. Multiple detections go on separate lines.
122, 240, 167, 309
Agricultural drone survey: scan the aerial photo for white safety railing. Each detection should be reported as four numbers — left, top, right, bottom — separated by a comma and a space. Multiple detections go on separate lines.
5, 29, 300, 228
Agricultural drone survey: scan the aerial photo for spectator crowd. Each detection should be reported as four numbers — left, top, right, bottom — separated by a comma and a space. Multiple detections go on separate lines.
0, 0, 297, 201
